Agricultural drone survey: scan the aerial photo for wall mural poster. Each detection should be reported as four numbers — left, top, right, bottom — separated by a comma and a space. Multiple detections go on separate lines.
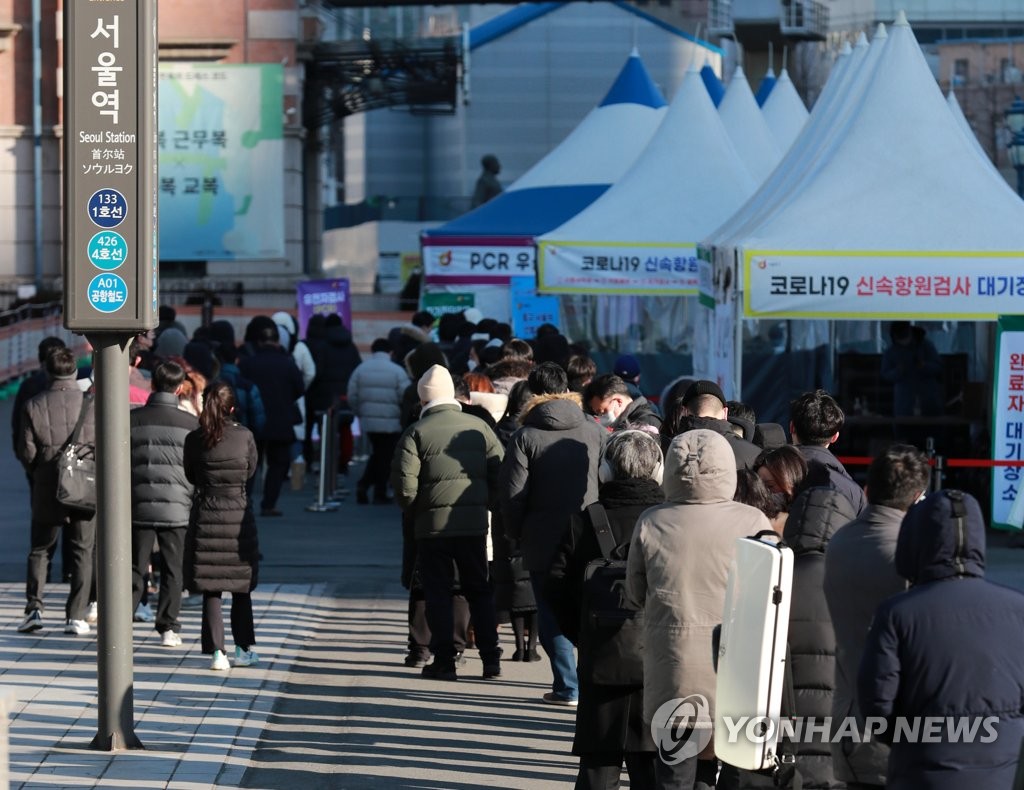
158, 64, 284, 260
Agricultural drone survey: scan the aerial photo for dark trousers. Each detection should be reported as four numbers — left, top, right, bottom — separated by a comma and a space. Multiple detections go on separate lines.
576, 752, 657, 790
27, 516, 95, 621
131, 525, 185, 634
258, 439, 292, 510
201, 592, 255, 654
358, 432, 399, 498
654, 755, 717, 790
407, 588, 470, 658
417, 535, 499, 669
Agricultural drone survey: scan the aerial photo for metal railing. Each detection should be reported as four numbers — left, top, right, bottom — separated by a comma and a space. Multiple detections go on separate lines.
0, 301, 90, 393
780, 0, 829, 38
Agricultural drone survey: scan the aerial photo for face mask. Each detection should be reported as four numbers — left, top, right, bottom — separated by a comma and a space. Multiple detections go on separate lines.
597, 411, 617, 428
467, 359, 478, 371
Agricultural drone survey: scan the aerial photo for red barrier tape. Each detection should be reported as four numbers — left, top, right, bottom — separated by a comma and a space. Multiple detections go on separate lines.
837, 456, 1024, 469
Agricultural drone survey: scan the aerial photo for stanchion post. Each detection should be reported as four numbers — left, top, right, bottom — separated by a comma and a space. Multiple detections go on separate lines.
306, 409, 339, 512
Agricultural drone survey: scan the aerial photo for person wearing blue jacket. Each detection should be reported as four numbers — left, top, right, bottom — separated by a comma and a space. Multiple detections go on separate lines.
858, 489, 1024, 790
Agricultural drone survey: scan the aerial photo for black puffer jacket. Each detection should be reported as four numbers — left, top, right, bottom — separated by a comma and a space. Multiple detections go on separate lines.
306, 324, 362, 414
672, 415, 761, 470
797, 444, 867, 515
183, 422, 259, 594
499, 393, 606, 573
611, 396, 662, 431
130, 392, 198, 528
239, 346, 305, 441
547, 478, 665, 756
859, 491, 1024, 790
18, 376, 96, 525
736, 486, 857, 790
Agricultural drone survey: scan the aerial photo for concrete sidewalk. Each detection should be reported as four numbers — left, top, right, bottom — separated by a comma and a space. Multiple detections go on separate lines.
1, 575, 579, 789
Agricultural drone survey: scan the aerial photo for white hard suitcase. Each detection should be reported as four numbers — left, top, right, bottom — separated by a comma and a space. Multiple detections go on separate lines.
714, 531, 794, 771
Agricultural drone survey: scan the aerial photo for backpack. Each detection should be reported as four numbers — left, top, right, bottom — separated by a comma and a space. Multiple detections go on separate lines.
577, 503, 644, 687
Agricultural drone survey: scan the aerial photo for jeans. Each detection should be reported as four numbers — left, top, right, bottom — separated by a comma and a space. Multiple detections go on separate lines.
417, 535, 500, 669
530, 573, 579, 701
131, 525, 186, 634
201, 592, 255, 654
26, 516, 95, 621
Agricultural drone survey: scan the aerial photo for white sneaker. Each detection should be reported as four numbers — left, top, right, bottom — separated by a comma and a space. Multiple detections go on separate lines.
64, 619, 90, 636
210, 649, 230, 671
85, 601, 98, 625
134, 603, 155, 623
233, 646, 259, 667
17, 609, 43, 633
160, 630, 182, 647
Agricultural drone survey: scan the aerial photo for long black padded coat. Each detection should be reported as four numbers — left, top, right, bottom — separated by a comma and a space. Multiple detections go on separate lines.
734, 485, 857, 789
182, 421, 259, 594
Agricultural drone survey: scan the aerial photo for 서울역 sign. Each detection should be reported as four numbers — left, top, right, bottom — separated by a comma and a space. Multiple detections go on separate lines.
64, 0, 158, 331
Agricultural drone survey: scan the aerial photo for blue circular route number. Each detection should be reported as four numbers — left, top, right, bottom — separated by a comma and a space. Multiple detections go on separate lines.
87, 189, 127, 229
87, 273, 128, 314
87, 232, 127, 271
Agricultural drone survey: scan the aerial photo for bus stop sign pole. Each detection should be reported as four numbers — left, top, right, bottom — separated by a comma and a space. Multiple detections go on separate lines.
63, 0, 158, 751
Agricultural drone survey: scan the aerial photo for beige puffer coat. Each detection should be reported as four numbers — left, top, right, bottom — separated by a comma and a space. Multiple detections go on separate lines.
626, 429, 771, 727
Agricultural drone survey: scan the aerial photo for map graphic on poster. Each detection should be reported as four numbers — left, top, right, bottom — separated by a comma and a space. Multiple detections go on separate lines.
158, 64, 284, 260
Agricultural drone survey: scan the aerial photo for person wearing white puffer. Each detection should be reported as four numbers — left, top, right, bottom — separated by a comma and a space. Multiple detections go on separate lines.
348, 337, 410, 504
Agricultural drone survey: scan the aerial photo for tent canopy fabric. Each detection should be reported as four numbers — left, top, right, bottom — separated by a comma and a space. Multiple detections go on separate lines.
761, 68, 809, 152
712, 14, 1024, 321
537, 66, 756, 294
422, 51, 667, 242
718, 66, 782, 183
754, 68, 777, 106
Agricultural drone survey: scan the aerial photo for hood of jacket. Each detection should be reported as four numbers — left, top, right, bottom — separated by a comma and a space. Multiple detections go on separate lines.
405, 342, 448, 381
520, 392, 587, 430
469, 390, 508, 424
662, 429, 736, 504
676, 414, 733, 440
896, 489, 986, 584
325, 324, 353, 347
727, 414, 756, 442
783, 485, 858, 556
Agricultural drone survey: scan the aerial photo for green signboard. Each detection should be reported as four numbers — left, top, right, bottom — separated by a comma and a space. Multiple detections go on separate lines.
421, 292, 475, 319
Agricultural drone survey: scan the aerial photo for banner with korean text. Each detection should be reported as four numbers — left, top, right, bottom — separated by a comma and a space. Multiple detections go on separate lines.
297, 278, 351, 336
537, 242, 701, 295
743, 250, 1024, 319
422, 239, 534, 284
992, 316, 1024, 530
158, 64, 284, 260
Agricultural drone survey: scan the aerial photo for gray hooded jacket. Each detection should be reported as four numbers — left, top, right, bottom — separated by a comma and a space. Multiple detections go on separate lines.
626, 429, 770, 726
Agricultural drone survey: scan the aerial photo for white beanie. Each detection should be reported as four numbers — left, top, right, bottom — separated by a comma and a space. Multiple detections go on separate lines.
463, 307, 484, 325
417, 364, 459, 410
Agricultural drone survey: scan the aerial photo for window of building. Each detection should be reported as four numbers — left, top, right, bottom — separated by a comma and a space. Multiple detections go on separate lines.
954, 58, 969, 86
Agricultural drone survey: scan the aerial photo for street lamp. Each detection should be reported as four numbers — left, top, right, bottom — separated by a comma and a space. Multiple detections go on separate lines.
1005, 96, 1024, 197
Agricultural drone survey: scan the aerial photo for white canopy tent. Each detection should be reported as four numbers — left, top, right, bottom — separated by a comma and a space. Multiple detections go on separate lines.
718, 66, 782, 184
535, 65, 756, 356
700, 13, 1024, 396
761, 68, 809, 153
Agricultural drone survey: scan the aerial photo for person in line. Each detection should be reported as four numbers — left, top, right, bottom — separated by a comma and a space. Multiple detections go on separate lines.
668, 380, 761, 470
824, 444, 930, 790
753, 445, 808, 533
499, 363, 605, 705
347, 338, 410, 505
583, 374, 662, 432
239, 322, 305, 517
392, 365, 504, 681
567, 354, 597, 395
858, 489, 1024, 790
789, 390, 867, 514
129, 360, 198, 647
16, 348, 97, 635
728, 463, 857, 789
611, 354, 643, 400
548, 430, 665, 789
305, 313, 362, 473
626, 429, 770, 789
207, 320, 266, 437
183, 381, 260, 670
